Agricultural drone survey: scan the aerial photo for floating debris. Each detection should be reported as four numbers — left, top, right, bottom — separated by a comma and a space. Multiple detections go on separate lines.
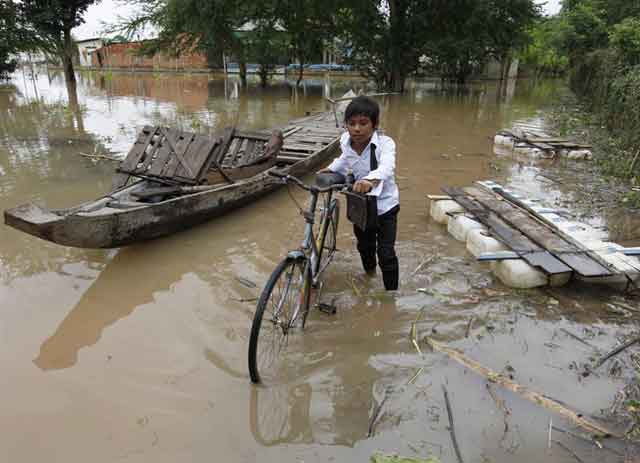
494, 125, 593, 160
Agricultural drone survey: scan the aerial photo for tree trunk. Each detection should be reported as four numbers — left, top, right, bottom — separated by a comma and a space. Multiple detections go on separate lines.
258, 65, 268, 87
388, 0, 407, 93
296, 55, 304, 88
239, 60, 247, 87
62, 28, 78, 108
390, 68, 404, 92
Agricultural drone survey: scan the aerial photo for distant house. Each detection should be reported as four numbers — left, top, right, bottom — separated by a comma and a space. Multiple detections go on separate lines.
91, 40, 209, 70
76, 38, 104, 67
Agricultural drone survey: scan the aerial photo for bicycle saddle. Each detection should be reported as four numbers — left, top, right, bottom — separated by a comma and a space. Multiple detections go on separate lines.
315, 172, 346, 188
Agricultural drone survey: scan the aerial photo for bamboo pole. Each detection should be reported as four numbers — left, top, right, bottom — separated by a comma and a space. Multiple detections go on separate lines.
423, 336, 620, 438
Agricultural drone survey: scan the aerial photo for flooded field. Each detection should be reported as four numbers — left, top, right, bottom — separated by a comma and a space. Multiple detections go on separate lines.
1, 69, 639, 462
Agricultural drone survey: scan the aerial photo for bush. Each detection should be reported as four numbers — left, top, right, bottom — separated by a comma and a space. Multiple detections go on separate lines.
610, 17, 640, 66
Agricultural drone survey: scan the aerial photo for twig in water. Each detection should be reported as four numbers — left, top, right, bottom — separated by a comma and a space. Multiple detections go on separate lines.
410, 306, 426, 355
407, 367, 424, 385
465, 316, 476, 338
553, 440, 586, 463
442, 384, 465, 463
552, 425, 624, 456
368, 387, 391, 437
560, 328, 596, 349
594, 335, 640, 369
232, 297, 257, 303
486, 383, 510, 444
350, 275, 362, 297
423, 336, 619, 438
236, 277, 257, 289
548, 417, 553, 450
412, 255, 436, 277
77, 152, 120, 162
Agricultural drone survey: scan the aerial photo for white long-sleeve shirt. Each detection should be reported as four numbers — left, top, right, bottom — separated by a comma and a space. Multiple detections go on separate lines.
327, 131, 400, 215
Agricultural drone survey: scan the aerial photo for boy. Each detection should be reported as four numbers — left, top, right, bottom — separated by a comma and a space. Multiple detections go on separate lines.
321, 96, 400, 290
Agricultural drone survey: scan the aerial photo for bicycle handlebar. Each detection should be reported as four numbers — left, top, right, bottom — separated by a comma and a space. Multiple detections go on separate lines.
269, 170, 348, 193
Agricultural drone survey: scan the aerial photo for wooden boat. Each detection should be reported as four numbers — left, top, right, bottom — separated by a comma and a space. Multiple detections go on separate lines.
4, 92, 353, 248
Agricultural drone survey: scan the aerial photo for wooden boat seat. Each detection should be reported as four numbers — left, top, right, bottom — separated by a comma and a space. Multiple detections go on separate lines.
113, 126, 234, 189
202, 130, 283, 185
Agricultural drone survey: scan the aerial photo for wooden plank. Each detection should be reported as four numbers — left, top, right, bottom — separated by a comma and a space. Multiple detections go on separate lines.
118, 126, 158, 173
244, 139, 258, 163
278, 150, 311, 158
157, 129, 187, 178
172, 134, 216, 181
233, 130, 271, 141
147, 132, 175, 177
443, 187, 572, 275
525, 137, 571, 143
465, 187, 612, 277
481, 181, 640, 276
204, 127, 234, 174
172, 132, 202, 180
281, 143, 317, 152
275, 156, 301, 165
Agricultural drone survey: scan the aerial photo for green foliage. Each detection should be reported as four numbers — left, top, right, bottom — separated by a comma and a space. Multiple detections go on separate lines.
610, 17, 640, 66
520, 17, 569, 75
243, 21, 288, 87
559, 1, 609, 60
339, 0, 539, 89
0, 0, 32, 76
422, 0, 539, 83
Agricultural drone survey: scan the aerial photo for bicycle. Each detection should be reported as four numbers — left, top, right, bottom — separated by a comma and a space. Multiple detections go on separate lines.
248, 170, 348, 384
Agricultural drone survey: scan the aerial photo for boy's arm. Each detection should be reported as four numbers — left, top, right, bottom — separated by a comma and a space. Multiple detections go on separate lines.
323, 152, 349, 175
363, 137, 396, 194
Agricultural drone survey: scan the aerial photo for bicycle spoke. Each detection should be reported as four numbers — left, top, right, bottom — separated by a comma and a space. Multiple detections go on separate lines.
250, 258, 309, 383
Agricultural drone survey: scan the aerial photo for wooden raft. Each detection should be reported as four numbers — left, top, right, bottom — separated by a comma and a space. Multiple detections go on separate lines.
477, 181, 640, 283
443, 186, 614, 278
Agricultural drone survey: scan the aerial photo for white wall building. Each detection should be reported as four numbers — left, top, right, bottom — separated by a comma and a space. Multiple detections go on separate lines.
76, 38, 104, 67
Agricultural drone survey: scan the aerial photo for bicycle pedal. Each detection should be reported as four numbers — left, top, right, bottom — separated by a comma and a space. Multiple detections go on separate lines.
317, 302, 337, 315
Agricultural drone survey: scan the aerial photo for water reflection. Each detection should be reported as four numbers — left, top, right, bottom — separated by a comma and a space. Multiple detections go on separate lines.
6, 70, 635, 462
248, 296, 404, 447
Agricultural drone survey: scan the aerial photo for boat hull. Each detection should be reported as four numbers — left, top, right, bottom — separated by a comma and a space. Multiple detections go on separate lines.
4, 140, 339, 248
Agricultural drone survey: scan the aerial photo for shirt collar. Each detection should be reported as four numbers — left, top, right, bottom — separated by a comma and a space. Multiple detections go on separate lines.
341, 130, 380, 153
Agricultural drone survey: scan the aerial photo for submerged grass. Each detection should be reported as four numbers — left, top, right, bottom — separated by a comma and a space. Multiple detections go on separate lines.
546, 92, 640, 208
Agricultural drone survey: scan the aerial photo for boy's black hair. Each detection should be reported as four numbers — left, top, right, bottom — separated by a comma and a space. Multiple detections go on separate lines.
344, 96, 379, 127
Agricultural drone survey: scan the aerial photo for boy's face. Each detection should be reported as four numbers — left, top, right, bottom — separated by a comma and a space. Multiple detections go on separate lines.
346, 114, 375, 145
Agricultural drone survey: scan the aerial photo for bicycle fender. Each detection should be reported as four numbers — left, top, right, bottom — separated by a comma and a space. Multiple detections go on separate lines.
286, 250, 306, 261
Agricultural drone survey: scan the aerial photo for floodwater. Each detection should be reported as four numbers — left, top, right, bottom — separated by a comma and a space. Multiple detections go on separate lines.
1, 69, 639, 462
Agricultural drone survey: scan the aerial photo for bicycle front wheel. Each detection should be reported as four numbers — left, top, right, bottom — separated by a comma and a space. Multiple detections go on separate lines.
316, 198, 340, 276
248, 257, 311, 384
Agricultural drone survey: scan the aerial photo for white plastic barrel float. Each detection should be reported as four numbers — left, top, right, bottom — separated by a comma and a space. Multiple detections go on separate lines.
429, 198, 555, 289
429, 199, 463, 225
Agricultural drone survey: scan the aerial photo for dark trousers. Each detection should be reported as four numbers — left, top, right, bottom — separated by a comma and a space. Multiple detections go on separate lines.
353, 205, 399, 290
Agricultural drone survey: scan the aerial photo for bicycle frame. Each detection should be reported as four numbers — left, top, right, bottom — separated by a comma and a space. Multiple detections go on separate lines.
297, 188, 337, 284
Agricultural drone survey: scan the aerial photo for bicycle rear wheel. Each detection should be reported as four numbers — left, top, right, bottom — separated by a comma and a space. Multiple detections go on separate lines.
248, 257, 311, 384
315, 198, 340, 276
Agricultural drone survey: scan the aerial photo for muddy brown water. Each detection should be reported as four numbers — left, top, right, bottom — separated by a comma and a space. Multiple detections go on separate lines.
1, 70, 639, 462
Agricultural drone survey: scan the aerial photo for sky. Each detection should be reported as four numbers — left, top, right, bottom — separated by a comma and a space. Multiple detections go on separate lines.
73, 0, 564, 41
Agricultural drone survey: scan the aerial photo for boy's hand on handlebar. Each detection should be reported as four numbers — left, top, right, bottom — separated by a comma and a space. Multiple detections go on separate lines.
316, 168, 333, 174
353, 179, 373, 193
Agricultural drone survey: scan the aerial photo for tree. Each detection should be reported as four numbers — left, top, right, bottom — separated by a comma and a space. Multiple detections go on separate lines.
482, 0, 540, 81
0, 1, 21, 77
114, 0, 255, 86
610, 17, 640, 67
520, 17, 569, 76
269, 0, 336, 86
339, 0, 539, 90
19, 0, 99, 104
338, 0, 432, 92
